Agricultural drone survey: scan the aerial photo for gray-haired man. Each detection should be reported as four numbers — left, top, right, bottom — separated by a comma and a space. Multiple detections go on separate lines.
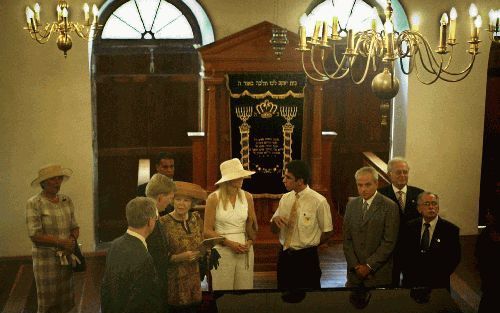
343, 167, 399, 288
378, 157, 424, 286
101, 197, 163, 313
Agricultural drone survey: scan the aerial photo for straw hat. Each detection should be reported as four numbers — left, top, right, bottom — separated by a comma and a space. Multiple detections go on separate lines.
215, 158, 255, 185
174, 181, 207, 201
31, 164, 72, 188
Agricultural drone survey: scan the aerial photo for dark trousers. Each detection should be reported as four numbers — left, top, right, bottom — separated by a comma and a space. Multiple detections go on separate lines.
277, 246, 321, 290
478, 290, 499, 313
392, 243, 403, 287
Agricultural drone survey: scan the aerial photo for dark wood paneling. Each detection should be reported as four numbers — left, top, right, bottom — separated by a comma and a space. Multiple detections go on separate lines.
95, 48, 201, 242
96, 52, 200, 75
150, 79, 199, 147
96, 79, 150, 148
97, 156, 137, 241
479, 44, 500, 225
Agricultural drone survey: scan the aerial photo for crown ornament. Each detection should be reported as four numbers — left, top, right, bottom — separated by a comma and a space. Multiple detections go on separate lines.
256, 100, 278, 118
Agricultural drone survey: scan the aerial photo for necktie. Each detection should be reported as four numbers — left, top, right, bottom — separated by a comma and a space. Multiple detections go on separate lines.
284, 193, 300, 249
362, 201, 369, 221
420, 223, 431, 251
397, 190, 405, 211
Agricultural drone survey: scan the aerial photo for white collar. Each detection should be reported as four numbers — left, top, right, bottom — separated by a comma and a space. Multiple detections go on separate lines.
364, 191, 378, 206
126, 229, 148, 250
295, 185, 310, 197
392, 184, 408, 194
422, 216, 439, 228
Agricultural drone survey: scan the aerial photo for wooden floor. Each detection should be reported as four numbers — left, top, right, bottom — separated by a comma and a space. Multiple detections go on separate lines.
0, 236, 481, 313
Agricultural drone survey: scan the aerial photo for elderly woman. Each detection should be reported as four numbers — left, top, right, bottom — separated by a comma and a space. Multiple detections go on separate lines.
145, 173, 176, 307
204, 158, 258, 290
160, 181, 207, 313
26, 164, 80, 313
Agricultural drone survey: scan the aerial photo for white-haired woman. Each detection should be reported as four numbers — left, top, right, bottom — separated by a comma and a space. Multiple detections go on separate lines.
160, 181, 207, 313
26, 164, 80, 313
145, 173, 176, 306
204, 158, 258, 290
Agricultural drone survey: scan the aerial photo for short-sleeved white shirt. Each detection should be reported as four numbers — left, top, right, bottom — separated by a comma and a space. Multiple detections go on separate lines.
271, 186, 333, 250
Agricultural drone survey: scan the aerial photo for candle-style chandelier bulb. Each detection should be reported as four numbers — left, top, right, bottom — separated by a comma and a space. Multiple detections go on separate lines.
411, 14, 420, 31
450, 7, 457, 20
441, 13, 449, 25
475, 15, 483, 28
469, 4, 478, 18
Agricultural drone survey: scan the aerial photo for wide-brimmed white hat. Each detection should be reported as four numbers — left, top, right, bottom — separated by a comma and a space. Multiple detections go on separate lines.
215, 158, 255, 185
31, 164, 72, 188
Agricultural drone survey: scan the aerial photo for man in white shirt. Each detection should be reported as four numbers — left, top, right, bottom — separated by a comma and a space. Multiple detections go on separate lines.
271, 160, 333, 290
343, 167, 399, 288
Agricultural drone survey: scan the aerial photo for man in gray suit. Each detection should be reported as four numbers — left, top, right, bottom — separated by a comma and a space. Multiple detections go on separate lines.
343, 167, 400, 288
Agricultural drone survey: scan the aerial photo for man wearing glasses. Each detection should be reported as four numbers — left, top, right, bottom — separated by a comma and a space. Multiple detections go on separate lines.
379, 157, 424, 286
401, 192, 461, 291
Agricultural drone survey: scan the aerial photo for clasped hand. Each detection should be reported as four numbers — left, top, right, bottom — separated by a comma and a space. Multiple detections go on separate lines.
60, 237, 76, 254
178, 250, 201, 262
354, 264, 372, 279
225, 240, 251, 254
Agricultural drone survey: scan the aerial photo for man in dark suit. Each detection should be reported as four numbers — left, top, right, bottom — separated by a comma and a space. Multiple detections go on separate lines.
379, 157, 423, 222
101, 197, 163, 313
401, 192, 461, 290
137, 152, 175, 215
378, 157, 424, 286
343, 166, 400, 288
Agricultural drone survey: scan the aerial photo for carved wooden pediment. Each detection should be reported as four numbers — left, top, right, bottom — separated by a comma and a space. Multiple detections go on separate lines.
198, 21, 303, 74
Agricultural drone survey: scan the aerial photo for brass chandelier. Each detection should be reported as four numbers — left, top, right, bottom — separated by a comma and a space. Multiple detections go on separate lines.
24, 1, 103, 57
297, 0, 500, 101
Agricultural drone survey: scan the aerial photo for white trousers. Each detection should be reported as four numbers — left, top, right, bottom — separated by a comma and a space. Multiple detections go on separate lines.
210, 245, 254, 290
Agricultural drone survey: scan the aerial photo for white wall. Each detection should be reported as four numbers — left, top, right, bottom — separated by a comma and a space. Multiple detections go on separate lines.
403, 0, 492, 235
0, 1, 95, 256
0, 0, 493, 256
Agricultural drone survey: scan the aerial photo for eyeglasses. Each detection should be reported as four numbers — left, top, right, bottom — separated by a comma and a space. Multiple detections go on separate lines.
392, 170, 409, 175
420, 201, 438, 207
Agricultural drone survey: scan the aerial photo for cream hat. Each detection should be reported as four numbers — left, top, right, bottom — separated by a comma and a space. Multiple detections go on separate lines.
31, 164, 72, 188
215, 158, 255, 185
174, 181, 207, 201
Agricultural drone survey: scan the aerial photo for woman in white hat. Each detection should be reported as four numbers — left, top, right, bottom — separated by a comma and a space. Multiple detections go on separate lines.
204, 158, 258, 290
160, 181, 207, 313
26, 164, 80, 313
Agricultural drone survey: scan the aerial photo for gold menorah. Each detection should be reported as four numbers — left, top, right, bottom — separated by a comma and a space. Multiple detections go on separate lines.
236, 106, 253, 170
280, 106, 297, 124
236, 106, 253, 123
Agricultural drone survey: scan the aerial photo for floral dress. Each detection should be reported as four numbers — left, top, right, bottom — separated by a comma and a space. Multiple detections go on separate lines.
26, 193, 78, 313
160, 211, 203, 307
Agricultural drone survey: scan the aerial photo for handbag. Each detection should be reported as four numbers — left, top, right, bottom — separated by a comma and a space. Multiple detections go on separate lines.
199, 247, 221, 281
71, 237, 86, 272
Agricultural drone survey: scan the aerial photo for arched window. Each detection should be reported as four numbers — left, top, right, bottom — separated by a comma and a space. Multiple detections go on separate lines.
92, 0, 214, 242
99, 0, 213, 44
304, 0, 383, 35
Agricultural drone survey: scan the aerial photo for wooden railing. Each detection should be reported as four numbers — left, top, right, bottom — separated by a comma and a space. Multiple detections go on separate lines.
362, 151, 390, 187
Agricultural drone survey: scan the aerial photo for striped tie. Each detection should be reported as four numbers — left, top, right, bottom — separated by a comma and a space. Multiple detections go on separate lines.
284, 193, 300, 249
362, 201, 369, 221
397, 190, 405, 211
